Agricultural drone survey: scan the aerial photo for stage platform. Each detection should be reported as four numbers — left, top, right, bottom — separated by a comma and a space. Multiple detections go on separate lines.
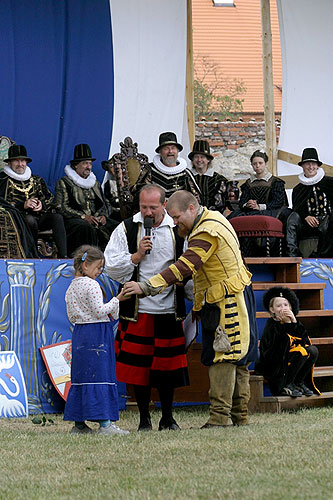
1, 257, 333, 415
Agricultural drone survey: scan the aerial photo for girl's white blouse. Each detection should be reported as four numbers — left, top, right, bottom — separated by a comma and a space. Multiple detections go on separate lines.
65, 276, 119, 324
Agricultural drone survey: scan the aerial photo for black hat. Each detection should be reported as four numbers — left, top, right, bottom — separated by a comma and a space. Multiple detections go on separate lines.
263, 287, 299, 315
70, 144, 96, 165
155, 132, 183, 153
5, 144, 32, 163
188, 140, 213, 161
298, 147, 322, 166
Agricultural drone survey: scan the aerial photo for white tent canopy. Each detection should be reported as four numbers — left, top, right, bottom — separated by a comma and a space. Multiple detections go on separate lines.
277, 0, 333, 177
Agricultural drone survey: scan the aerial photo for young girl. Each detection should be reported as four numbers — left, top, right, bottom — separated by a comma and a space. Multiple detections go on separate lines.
64, 245, 129, 435
255, 287, 320, 398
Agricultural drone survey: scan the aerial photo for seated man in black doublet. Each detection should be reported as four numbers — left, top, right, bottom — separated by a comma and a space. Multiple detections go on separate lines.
0, 144, 67, 257
131, 132, 201, 210
286, 147, 333, 257
55, 144, 114, 256
188, 140, 228, 213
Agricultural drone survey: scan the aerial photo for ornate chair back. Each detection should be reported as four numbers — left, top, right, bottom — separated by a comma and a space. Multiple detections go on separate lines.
0, 136, 15, 172
102, 136, 149, 220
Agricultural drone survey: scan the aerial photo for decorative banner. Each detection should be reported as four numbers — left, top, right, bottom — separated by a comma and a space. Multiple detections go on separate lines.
40, 341, 72, 401
0, 351, 28, 418
0, 259, 121, 414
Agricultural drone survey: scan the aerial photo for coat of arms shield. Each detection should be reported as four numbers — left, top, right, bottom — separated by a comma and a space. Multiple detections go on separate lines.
0, 351, 28, 418
40, 341, 72, 401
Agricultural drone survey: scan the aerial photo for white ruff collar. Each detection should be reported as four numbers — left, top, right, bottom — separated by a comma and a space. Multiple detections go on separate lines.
153, 154, 187, 175
298, 167, 325, 186
4, 165, 32, 181
189, 164, 214, 178
65, 164, 96, 189
249, 171, 272, 182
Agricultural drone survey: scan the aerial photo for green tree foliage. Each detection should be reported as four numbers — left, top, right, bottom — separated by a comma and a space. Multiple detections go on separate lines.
194, 55, 246, 120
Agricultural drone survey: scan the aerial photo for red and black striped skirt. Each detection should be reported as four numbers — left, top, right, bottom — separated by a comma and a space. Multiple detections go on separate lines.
115, 313, 189, 388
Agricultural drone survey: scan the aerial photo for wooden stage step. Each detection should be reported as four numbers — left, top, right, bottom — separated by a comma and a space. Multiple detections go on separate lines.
256, 309, 333, 319
245, 257, 302, 283
314, 366, 333, 377
249, 369, 333, 413
251, 366, 333, 381
311, 337, 333, 345
245, 257, 302, 265
256, 391, 333, 412
252, 282, 325, 291
252, 282, 325, 309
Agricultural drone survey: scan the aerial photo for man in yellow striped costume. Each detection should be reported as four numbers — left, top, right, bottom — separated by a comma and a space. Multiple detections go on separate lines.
123, 190, 258, 427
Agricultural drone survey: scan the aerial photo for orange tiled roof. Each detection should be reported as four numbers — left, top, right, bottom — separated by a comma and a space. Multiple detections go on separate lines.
192, 0, 282, 113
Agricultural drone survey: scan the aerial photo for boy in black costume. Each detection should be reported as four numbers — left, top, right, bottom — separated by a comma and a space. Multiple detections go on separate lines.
255, 287, 320, 398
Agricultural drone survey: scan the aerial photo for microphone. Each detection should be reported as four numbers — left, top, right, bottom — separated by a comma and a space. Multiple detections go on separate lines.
144, 216, 153, 255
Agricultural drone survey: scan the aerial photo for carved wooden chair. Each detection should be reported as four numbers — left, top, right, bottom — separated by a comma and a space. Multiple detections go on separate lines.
0, 135, 15, 171
102, 136, 149, 220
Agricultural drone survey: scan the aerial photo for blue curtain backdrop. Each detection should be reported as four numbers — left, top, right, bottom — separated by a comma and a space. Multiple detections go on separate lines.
0, 0, 114, 190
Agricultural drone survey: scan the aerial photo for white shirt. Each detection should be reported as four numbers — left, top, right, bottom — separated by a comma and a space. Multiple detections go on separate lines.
104, 211, 176, 314
65, 277, 119, 324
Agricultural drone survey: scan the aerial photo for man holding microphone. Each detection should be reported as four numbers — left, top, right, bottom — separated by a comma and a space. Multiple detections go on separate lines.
104, 184, 189, 431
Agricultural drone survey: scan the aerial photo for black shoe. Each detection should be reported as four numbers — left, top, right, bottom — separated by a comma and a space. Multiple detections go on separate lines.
138, 416, 152, 432
295, 383, 314, 397
281, 383, 303, 398
158, 418, 180, 431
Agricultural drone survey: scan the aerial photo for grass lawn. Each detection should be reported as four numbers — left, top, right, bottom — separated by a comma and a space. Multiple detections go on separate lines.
1, 406, 333, 500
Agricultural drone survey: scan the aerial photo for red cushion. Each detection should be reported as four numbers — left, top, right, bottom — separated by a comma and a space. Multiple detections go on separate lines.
229, 215, 284, 237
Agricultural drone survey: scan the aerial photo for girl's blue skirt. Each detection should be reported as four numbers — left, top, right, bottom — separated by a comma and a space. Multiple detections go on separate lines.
64, 322, 119, 422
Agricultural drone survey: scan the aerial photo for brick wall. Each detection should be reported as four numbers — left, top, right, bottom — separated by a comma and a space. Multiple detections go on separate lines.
195, 115, 281, 155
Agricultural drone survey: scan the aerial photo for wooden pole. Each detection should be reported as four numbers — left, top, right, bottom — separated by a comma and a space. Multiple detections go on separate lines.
261, 0, 277, 175
186, 0, 195, 146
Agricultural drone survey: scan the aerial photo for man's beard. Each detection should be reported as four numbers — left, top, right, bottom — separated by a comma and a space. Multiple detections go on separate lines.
162, 154, 177, 166
176, 225, 188, 238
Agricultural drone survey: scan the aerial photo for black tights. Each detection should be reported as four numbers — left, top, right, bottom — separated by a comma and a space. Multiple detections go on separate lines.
133, 384, 175, 423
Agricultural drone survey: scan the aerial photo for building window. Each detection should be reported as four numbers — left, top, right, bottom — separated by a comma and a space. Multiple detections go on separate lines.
212, 0, 235, 6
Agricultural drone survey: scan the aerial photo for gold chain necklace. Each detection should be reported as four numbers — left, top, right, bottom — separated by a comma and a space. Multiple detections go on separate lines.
8, 177, 34, 199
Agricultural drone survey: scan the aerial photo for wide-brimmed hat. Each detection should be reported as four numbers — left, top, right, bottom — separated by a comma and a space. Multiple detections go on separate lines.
188, 140, 213, 161
70, 144, 96, 165
155, 132, 183, 153
263, 287, 299, 315
5, 144, 32, 163
298, 147, 322, 166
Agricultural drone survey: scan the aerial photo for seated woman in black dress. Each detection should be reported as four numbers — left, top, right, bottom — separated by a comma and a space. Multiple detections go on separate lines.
228, 150, 290, 222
